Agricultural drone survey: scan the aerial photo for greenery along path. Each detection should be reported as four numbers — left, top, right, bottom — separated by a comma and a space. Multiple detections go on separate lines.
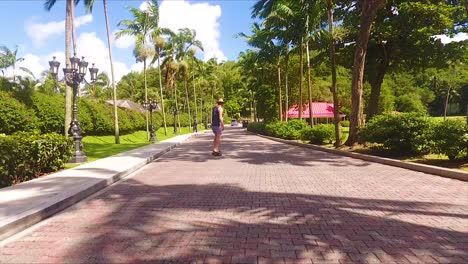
81, 127, 197, 163
1, 128, 466, 264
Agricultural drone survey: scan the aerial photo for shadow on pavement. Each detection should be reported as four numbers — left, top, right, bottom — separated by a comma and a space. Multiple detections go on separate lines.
17, 181, 467, 264
158, 129, 372, 168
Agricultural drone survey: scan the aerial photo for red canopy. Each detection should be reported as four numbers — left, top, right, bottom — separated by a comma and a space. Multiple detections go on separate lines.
287, 102, 345, 118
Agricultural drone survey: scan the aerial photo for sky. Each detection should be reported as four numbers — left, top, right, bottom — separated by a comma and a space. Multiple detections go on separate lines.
0, 0, 256, 82
0, 0, 466, 83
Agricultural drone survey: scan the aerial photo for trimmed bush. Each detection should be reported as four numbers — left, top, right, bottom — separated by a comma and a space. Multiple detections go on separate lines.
31, 92, 65, 133
301, 124, 335, 145
247, 122, 267, 134
431, 120, 468, 160
359, 113, 433, 154
340, 120, 350, 127
0, 91, 38, 134
264, 120, 308, 140
0, 132, 73, 187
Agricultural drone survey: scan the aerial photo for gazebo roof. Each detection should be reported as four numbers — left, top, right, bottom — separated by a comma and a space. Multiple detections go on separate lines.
287, 102, 345, 118
106, 100, 145, 112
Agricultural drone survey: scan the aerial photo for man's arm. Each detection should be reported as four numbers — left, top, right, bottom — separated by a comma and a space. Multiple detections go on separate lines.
219, 107, 224, 130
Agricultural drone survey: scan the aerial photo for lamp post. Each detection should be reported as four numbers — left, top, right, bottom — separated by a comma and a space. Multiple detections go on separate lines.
142, 98, 158, 142
49, 54, 98, 163
172, 107, 178, 134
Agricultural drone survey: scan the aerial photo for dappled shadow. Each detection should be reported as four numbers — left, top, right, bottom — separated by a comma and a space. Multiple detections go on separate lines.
158, 129, 372, 168
18, 181, 467, 263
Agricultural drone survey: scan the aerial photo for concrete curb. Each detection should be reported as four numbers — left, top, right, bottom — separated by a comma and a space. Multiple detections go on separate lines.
253, 133, 468, 182
0, 132, 200, 241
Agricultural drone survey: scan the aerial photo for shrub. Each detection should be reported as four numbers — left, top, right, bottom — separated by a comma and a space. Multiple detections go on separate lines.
340, 120, 350, 127
301, 124, 335, 145
431, 120, 468, 160
0, 132, 73, 187
247, 122, 267, 134
264, 119, 308, 140
0, 91, 38, 134
359, 113, 433, 154
31, 92, 64, 133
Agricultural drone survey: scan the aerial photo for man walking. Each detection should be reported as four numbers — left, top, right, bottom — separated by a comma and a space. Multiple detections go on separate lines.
211, 98, 225, 156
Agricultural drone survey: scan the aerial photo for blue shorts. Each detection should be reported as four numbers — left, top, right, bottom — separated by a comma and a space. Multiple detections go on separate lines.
212, 125, 222, 135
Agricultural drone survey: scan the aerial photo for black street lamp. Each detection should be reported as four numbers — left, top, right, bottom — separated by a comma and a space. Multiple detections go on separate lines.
142, 98, 159, 142
172, 107, 178, 134
49, 54, 98, 163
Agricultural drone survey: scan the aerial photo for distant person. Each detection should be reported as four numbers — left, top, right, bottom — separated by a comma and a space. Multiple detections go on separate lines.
211, 98, 225, 156
193, 120, 198, 133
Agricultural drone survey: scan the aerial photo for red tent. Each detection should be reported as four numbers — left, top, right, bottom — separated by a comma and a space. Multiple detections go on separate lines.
287, 102, 345, 118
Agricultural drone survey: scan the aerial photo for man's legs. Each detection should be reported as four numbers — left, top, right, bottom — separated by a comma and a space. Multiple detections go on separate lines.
213, 134, 221, 152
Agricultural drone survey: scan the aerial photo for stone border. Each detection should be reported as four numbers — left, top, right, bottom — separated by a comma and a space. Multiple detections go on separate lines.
253, 133, 468, 182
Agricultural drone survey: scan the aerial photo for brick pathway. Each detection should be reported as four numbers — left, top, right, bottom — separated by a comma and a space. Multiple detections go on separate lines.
1, 129, 467, 264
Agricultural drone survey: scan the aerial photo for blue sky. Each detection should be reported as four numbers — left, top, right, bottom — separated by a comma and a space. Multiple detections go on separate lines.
0, 0, 256, 81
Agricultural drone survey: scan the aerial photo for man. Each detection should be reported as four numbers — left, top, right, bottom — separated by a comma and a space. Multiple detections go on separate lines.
211, 98, 225, 156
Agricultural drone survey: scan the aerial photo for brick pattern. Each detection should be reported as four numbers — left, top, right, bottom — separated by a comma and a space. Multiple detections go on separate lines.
0, 129, 467, 264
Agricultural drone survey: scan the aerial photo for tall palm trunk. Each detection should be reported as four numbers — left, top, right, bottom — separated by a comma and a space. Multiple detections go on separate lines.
64, 0, 73, 136
298, 40, 304, 120
157, 55, 167, 135
193, 72, 198, 123
327, 0, 341, 147
184, 74, 192, 130
103, 0, 120, 144
305, 14, 314, 127
277, 57, 282, 121
144, 59, 149, 139
345, 0, 385, 146
284, 45, 290, 122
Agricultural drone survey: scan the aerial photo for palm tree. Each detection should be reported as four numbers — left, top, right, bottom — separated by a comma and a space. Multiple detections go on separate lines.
116, 0, 159, 139
151, 31, 169, 135
0, 45, 25, 82
174, 28, 204, 131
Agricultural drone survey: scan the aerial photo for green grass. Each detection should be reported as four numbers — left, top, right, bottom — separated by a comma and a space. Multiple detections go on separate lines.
65, 126, 199, 168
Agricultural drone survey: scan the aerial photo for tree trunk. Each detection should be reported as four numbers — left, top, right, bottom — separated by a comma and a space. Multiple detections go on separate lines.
184, 74, 192, 130
158, 55, 167, 135
64, 0, 73, 136
299, 40, 304, 120
277, 58, 282, 121
284, 45, 290, 122
345, 0, 385, 146
193, 72, 198, 123
103, 0, 120, 144
327, 0, 341, 147
306, 37, 313, 127
144, 59, 149, 139
367, 43, 391, 120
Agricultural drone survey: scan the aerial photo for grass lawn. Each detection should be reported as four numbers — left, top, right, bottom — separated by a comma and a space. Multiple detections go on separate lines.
65, 126, 200, 168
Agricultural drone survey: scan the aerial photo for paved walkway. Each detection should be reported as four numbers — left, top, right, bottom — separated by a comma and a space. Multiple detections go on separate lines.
0, 128, 467, 264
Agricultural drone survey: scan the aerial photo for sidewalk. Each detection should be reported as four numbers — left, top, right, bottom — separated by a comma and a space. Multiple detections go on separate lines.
0, 132, 200, 241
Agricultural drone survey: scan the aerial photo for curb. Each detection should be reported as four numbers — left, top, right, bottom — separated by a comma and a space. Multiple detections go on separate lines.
253, 133, 468, 182
0, 133, 198, 241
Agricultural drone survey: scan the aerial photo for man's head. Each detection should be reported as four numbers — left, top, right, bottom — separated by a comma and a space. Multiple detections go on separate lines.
217, 98, 224, 105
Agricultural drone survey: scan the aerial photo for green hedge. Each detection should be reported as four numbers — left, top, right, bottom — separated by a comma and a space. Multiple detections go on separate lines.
431, 119, 468, 160
0, 90, 148, 136
247, 122, 267, 134
265, 119, 308, 140
0, 91, 37, 134
301, 124, 335, 144
359, 113, 433, 154
0, 132, 73, 187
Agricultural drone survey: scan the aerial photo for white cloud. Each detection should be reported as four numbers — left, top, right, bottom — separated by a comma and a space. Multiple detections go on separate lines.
15, 32, 131, 83
434, 32, 468, 44
25, 14, 93, 46
159, 0, 227, 62
113, 29, 135, 49
75, 32, 130, 82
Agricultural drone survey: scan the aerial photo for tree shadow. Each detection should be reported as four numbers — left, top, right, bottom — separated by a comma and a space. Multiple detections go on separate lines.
17, 181, 467, 264
157, 129, 372, 168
